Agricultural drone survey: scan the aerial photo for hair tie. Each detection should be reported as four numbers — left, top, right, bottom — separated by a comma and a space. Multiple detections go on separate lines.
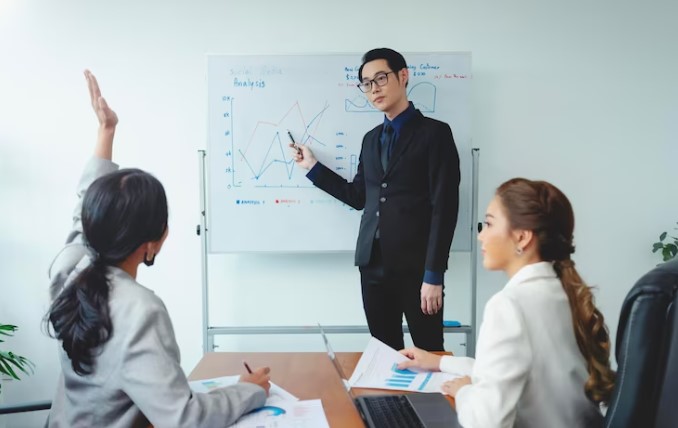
88, 248, 100, 261
87, 247, 107, 267
556, 259, 575, 269
557, 234, 575, 255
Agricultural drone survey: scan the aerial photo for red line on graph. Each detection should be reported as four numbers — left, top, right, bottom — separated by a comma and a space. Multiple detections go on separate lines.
241, 101, 308, 157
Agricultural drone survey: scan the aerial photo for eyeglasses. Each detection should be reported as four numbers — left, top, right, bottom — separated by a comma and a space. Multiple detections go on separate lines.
357, 71, 395, 93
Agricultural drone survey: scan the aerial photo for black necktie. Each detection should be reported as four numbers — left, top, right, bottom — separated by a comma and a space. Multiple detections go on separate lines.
380, 124, 394, 170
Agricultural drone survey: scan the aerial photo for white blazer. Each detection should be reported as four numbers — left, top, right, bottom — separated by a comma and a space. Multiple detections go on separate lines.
440, 262, 603, 428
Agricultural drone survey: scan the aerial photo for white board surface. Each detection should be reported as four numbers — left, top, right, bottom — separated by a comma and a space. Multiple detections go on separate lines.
206, 52, 472, 253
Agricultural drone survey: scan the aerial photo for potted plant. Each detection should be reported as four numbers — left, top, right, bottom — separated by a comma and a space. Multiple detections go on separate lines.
0, 324, 34, 396
652, 222, 678, 262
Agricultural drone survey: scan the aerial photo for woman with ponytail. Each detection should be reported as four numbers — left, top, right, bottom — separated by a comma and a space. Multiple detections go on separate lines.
398, 178, 615, 428
45, 71, 270, 428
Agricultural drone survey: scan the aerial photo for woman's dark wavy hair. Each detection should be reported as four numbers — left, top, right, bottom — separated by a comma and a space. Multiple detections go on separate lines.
496, 178, 616, 405
46, 168, 167, 375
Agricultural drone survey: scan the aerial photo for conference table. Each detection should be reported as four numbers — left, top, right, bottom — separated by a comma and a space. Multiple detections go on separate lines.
188, 352, 455, 428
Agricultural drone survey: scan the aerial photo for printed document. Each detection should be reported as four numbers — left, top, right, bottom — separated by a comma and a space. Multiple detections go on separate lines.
189, 375, 298, 402
348, 337, 468, 393
189, 376, 329, 428
226, 399, 329, 428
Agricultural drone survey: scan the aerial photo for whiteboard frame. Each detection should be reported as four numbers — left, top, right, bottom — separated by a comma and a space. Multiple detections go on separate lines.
205, 52, 473, 253
197, 148, 480, 357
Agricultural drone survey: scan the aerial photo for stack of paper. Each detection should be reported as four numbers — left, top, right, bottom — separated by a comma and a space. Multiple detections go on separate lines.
189, 375, 330, 428
348, 337, 470, 393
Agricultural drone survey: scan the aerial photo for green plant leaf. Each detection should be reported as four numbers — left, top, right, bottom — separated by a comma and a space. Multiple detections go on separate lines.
653, 243, 664, 252
0, 358, 20, 380
0, 352, 33, 378
0, 325, 18, 337
660, 231, 668, 241
0, 324, 33, 388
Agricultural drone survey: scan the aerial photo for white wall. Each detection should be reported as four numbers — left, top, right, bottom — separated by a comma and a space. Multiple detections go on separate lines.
1, 0, 676, 426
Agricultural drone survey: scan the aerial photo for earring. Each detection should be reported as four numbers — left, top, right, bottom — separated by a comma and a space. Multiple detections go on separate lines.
515, 247, 523, 256
143, 252, 156, 267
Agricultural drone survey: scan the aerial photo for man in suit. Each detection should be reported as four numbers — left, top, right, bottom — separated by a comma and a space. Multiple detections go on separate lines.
293, 48, 460, 351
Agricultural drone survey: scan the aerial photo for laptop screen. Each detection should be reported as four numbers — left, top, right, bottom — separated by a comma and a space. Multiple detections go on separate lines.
318, 324, 356, 400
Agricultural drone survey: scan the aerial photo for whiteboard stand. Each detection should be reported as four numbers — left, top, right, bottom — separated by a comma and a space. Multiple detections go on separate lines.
198, 149, 210, 353
469, 148, 480, 356
197, 148, 480, 357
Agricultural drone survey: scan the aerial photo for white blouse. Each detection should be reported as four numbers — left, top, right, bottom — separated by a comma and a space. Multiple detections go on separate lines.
440, 262, 603, 428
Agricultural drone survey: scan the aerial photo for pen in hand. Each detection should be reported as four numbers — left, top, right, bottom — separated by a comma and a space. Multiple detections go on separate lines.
287, 130, 302, 155
240, 361, 272, 396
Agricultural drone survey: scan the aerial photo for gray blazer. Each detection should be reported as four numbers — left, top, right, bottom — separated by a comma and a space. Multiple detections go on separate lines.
47, 157, 266, 428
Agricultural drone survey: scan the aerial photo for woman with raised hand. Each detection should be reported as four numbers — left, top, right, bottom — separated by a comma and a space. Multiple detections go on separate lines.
398, 178, 615, 428
45, 70, 270, 427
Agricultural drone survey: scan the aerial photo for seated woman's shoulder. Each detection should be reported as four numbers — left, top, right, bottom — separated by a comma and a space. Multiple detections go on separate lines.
109, 274, 166, 314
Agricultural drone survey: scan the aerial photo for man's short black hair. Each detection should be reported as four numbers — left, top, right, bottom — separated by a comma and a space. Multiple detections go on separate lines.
358, 48, 408, 82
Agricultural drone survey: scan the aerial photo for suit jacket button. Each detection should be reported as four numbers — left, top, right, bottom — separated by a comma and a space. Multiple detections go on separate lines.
380, 197, 386, 203
376, 211, 380, 217
381, 182, 388, 188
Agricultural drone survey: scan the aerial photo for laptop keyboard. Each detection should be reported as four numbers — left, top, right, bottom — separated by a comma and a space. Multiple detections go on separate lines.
361, 395, 425, 428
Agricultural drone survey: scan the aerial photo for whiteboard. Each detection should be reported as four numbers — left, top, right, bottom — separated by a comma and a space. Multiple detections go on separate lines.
206, 53, 472, 253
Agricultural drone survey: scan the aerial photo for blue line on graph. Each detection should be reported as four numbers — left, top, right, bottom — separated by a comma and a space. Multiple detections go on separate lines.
392, 374, 415, 380
228, 97, 240, 187
385, 364, 416, 388
392, 365, 417, 376
298, 102, 329, 147
418, 373, 433, 391
344, 82, 437, 113
238, 132, 297, 181
305, 134, 326, 146
409, 82, 436, 113
344, 96, 376, 112
386, 381, 413, 388
231, 100, 330, 184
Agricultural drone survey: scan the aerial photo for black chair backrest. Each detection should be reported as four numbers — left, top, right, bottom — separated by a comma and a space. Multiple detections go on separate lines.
654, 275, 678, 428
0, 400, 51, 415
605, 258, 678, 428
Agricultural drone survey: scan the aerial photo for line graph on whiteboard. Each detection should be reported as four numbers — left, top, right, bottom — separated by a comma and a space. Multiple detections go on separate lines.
206, 53, 472, 253
219, 97, 358, 189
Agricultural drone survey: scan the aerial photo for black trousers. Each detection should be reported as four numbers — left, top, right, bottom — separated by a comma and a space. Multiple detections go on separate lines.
359, 241, 444, 351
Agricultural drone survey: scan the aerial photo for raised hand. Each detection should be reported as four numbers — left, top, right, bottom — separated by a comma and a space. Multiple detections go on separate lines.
85, 69, 118, 130
85, 70, 117, 160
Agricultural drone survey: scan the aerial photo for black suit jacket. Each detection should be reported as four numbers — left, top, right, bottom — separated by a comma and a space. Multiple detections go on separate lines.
310, 110, 460, 273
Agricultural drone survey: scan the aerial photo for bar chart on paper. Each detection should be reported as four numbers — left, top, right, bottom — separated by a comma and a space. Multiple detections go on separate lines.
349, 338, 466, 393
385, 365, 421, 389
207, 53, 472, 253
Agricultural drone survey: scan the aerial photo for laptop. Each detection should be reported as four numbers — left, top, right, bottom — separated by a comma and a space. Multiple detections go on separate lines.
319, 325, 461, 428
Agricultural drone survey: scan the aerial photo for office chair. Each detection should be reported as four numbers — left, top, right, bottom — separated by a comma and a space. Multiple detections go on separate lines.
605, 258, 678, 428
